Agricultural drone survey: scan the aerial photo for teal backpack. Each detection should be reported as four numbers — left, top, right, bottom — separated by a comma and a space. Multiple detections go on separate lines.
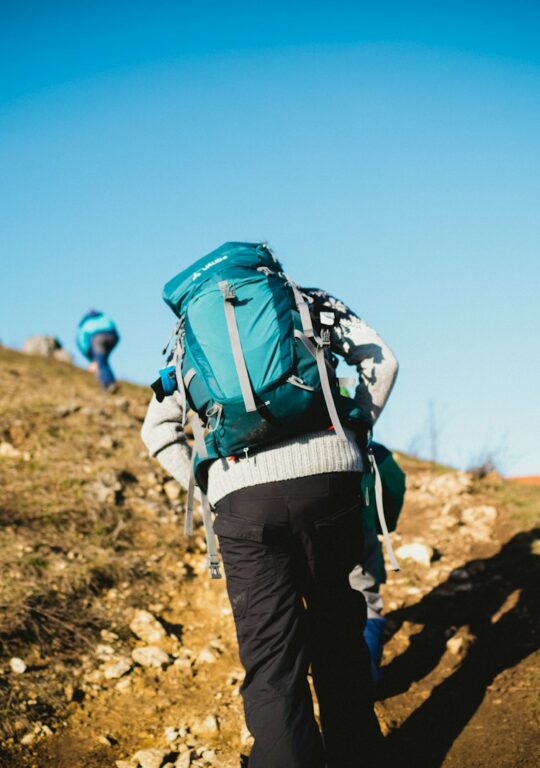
160, 242, 367, 479
158, 242, 370, 577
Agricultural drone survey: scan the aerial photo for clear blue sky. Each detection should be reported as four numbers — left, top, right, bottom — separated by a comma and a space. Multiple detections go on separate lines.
2, 1, 539, 475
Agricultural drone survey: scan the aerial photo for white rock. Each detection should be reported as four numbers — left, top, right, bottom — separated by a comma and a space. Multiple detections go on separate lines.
0, 442, 21, 459
10, 657, 27, 674
405, 586, 422, 596
173, 657, 192, 671
115, 677, 132, 693
95, 643, 116, 659
196, 648, 217, 665
103, 657, 132, 680
129, 610, 166, 644
240, 723, 253, 746
191, 714, 220, 738
446, 636, 465, 655
22, 335, 64, 358
164, 726, 178, 743
99, 435, 117, 450
85, 669, 103, 684
458, 506, 498, 542
163, 480, 181, 501
133, 748, 168, 768
395, 542, 433, 566
175, 753, 192, 768
115, 761, 137, 768
97, 734, 116, 746
461, 505, 498, 526
132, 646, 170, 668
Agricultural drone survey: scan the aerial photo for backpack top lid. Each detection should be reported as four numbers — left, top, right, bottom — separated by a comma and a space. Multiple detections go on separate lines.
163, 242, 283, 318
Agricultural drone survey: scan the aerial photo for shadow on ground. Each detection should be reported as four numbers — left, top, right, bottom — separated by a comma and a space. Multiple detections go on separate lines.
380, 528, 540, 767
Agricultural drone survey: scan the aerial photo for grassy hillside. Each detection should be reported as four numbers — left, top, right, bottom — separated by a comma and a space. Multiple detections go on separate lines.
0, 347, 538, 768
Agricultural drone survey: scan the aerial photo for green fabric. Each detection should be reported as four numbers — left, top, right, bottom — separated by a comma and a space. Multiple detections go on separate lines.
361, 445, 406, 534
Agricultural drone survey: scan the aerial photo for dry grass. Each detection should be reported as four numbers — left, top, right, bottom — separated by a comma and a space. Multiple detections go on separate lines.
0, 347, 177, 736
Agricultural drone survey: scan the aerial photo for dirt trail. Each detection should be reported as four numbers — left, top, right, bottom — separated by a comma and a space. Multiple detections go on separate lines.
0, 347, 538, 768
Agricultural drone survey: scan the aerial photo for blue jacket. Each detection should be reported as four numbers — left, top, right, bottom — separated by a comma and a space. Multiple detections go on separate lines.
76, 312, 118, 359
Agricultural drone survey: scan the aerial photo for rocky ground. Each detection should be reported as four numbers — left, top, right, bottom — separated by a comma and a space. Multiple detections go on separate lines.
0, 346, 538, 768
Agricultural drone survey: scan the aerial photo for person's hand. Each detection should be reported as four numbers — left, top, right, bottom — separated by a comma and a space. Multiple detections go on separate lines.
87, 361, 98, 374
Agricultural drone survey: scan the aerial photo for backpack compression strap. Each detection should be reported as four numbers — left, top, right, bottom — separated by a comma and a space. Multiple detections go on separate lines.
201, 493, 222, 579
218, 280, 258, 413
185, 413, 222, 578
293, 327, 350, 443
368, 450, 400, 572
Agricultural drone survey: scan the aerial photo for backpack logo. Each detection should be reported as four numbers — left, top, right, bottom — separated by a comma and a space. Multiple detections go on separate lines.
192, 255, 229, 281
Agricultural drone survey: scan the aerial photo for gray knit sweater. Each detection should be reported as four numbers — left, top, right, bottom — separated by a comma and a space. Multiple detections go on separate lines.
141, 289, 398, 506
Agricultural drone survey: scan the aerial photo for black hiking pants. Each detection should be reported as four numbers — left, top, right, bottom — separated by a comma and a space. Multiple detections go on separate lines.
214, 472, 384, 768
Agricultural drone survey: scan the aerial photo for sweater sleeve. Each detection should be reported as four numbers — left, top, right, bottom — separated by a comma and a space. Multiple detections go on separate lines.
306, 289, 399, 425
140, 392, 193, 491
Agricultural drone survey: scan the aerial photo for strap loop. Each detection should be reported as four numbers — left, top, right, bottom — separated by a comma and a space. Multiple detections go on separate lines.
201, 493, 222, 579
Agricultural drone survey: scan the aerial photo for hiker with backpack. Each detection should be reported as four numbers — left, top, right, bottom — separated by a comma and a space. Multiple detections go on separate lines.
141, 242, 399, 768
76, 309, 120, 391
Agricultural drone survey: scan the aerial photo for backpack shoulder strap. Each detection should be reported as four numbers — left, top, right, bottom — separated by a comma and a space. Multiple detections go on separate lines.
218, 280, 258, 413
288, 275, 351, 443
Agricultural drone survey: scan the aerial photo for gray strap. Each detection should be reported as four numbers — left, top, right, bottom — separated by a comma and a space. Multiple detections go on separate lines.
369, 452, 400, 572
174, 340, 187, 427
201, 493, 222, 579
185, 457, 195, 536
294, 330, 334, 376
205, 402, 223, 433
185, 462, 222, 578
295, 329, 350, 441
315, 345, 349, 441
184, 368, 197, 389
218, 280, 257, 413
189, 412, 208, 459
285, 275, 314, 337
294, 328, 318, 357
287, 375, 315, 392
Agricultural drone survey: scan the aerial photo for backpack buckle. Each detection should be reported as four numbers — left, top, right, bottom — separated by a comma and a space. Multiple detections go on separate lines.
208, 555, 222, 579
321, 328, 331, 346
219, 280, 236, 301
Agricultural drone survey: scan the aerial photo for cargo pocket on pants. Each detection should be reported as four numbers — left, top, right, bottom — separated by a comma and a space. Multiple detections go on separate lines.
214, 513, 276, 624
313, 502, 364, 575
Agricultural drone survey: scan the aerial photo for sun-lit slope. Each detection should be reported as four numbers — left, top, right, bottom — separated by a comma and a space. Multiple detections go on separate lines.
0, 346, 538, 768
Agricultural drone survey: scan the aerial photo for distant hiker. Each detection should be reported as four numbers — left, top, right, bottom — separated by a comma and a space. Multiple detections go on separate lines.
141, 242, 399, 768
354, 442, 406, 683
76, 310, 120, 391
